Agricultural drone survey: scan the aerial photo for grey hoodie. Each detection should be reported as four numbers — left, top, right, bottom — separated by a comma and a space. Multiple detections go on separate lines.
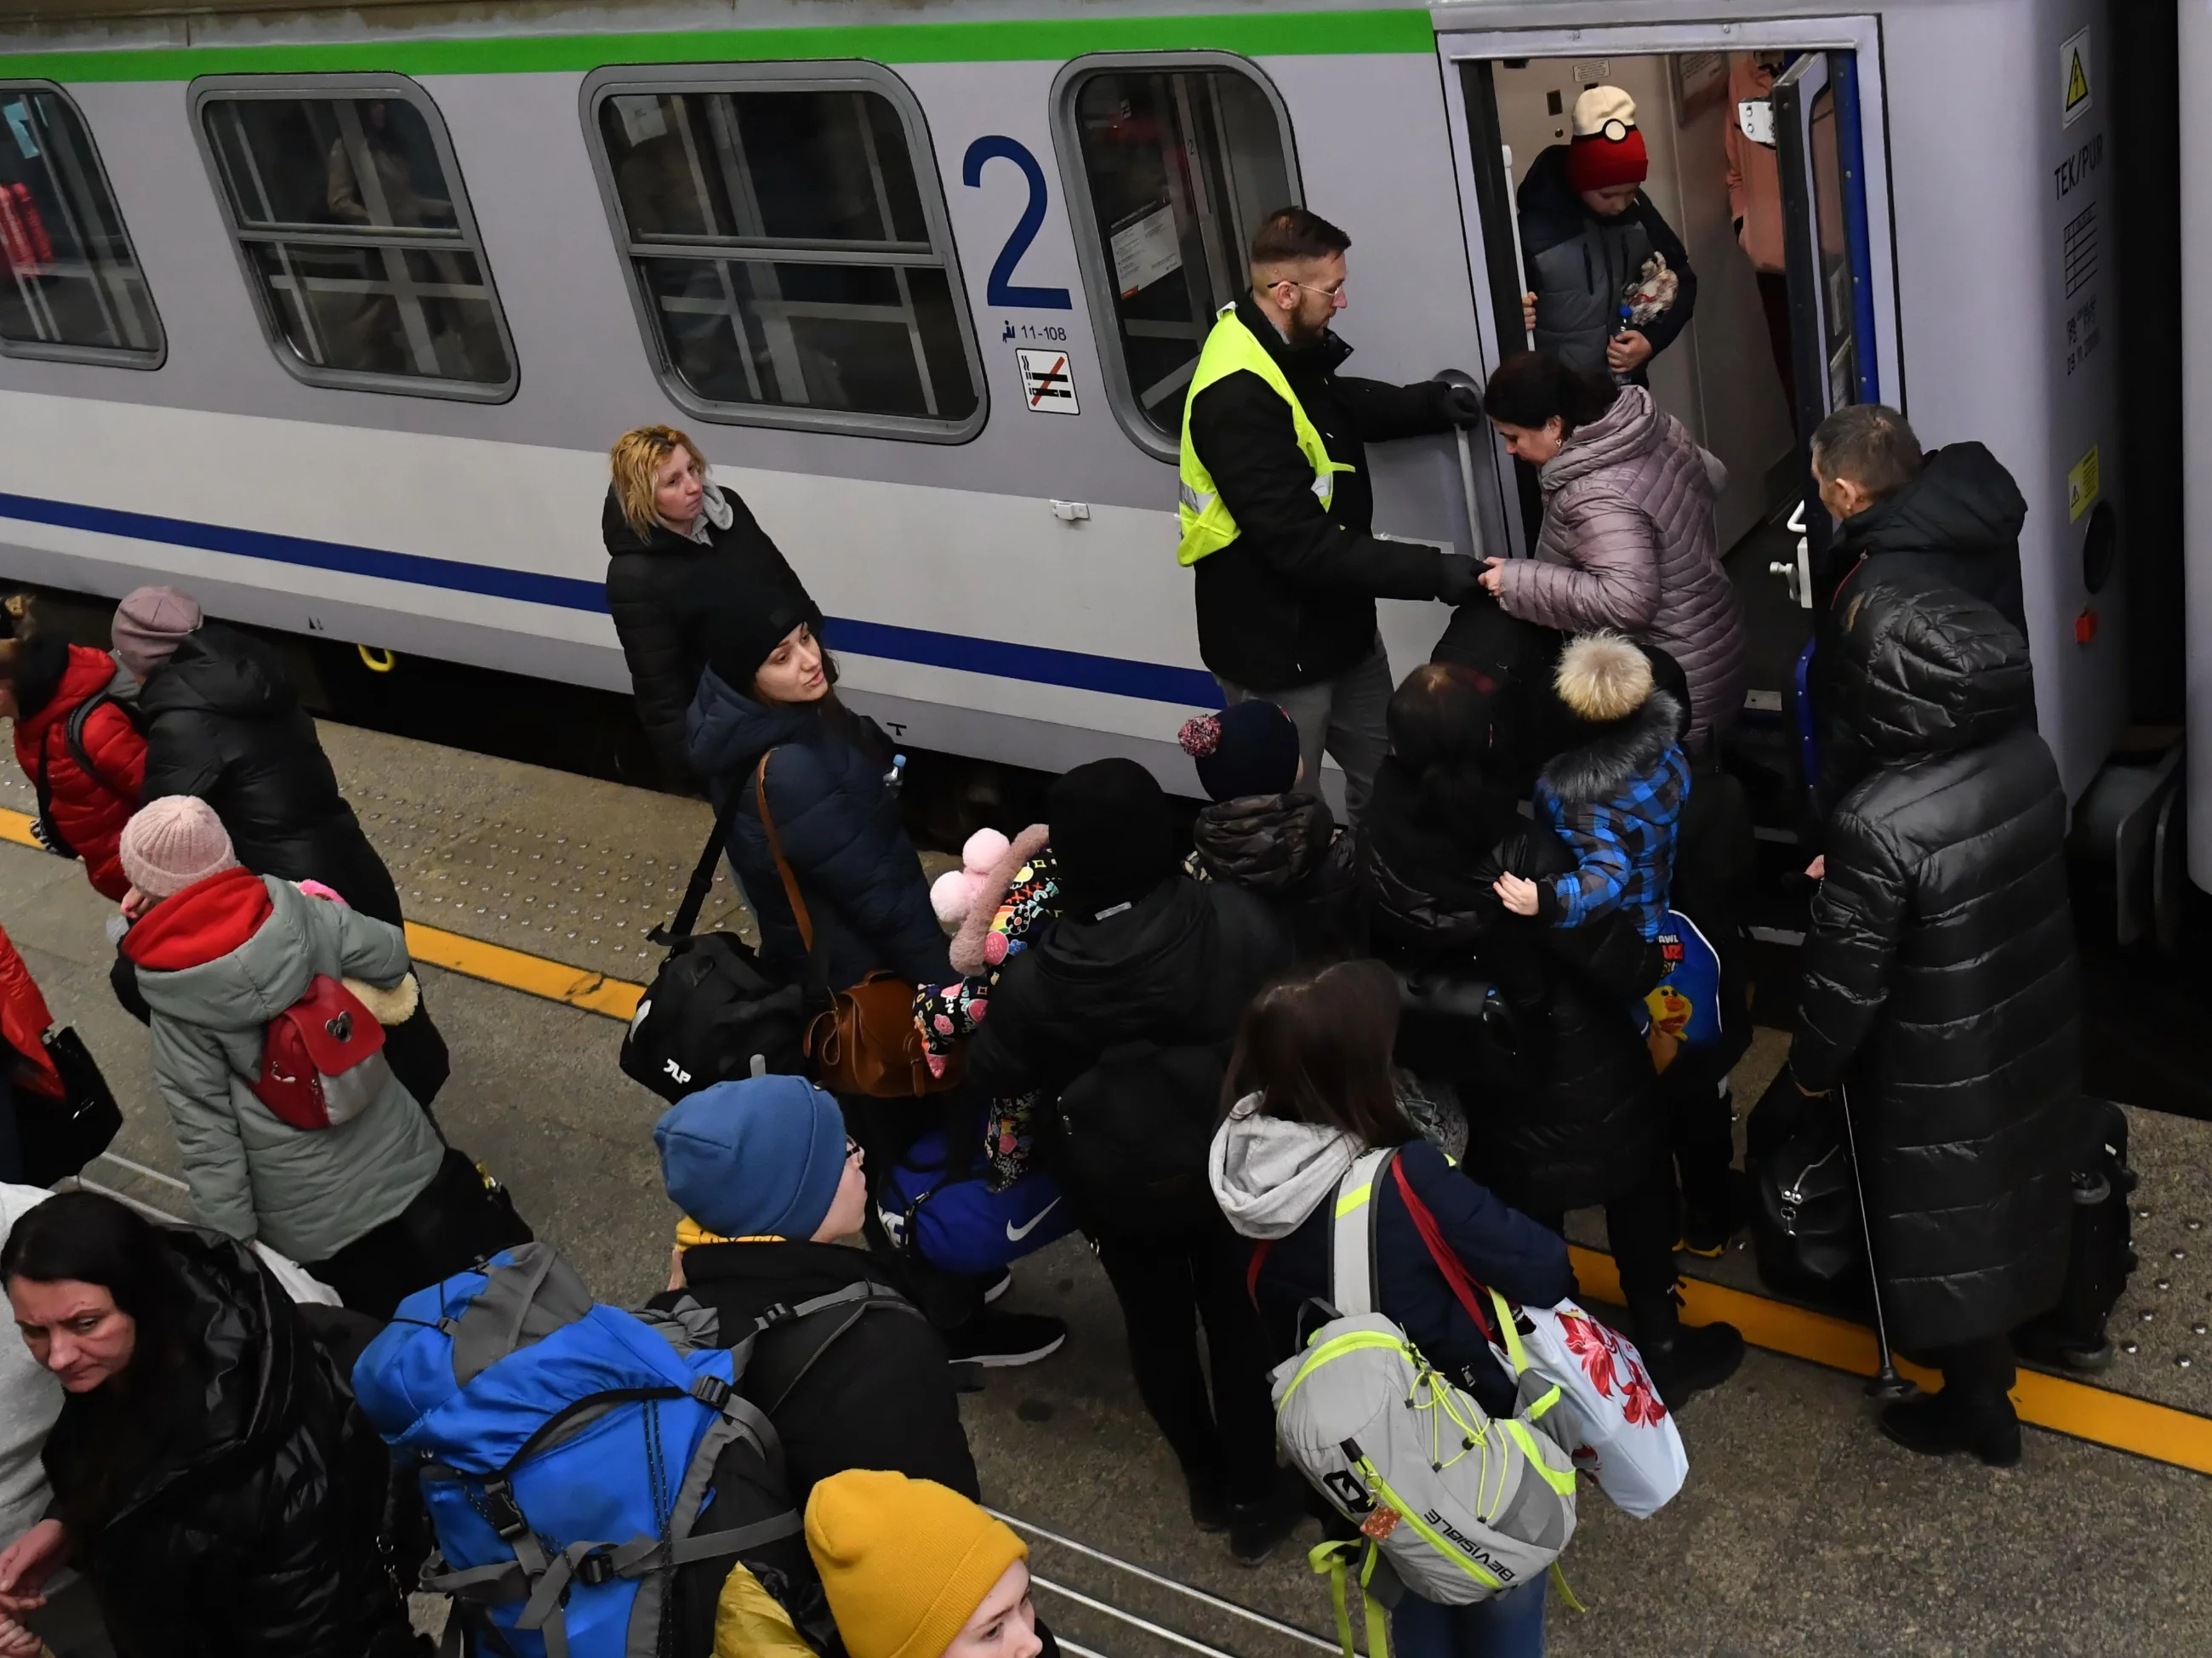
1208, 1092, 1359, 1241
134, 876, 444, 1262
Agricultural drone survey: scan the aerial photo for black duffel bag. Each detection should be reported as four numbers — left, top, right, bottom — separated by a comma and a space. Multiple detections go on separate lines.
1744, 1068, 1866, 1308
17, 1025, 122, 1186
620, 787, 807, 1102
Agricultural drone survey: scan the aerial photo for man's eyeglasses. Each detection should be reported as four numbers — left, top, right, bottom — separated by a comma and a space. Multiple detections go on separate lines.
845, 1136, 863, 1163
1273, 277, 1346, 300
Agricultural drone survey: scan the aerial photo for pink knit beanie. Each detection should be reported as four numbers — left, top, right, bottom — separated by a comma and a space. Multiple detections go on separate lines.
111, 585, 202, 680
120, 797, 238, 898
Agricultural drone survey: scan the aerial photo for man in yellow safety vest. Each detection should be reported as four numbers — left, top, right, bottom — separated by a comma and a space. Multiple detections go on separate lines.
1177, 207, 1484, 823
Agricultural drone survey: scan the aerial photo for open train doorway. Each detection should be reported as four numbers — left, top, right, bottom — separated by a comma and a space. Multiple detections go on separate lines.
1438, 20, 1901, 829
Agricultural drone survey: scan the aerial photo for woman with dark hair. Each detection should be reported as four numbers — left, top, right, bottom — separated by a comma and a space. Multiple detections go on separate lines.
0, 1192, 416, 1658
1360, 664, 1743, 1404
1475, 352, 1747, 755
1208, 960, 1571, 1658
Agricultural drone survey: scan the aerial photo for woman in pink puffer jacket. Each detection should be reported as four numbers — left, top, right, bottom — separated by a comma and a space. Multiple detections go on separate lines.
1477, 353, 1748, 755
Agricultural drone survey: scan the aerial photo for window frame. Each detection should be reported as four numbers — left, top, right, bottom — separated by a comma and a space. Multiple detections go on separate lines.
578, 59, 988, 443
0, 79, 166, 370
186, 71, 518, 404
1050, 51, 1303, 463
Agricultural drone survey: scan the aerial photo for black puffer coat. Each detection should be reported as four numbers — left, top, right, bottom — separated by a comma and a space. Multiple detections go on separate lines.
686, 669, 949, 993
1363, 761, 1662, 1212
1790, 573, 2078, 1350
137, 626, 402, 926
604, 483, 820, 782
1189, 791, 1363, 961
42, 1229, 409, 1658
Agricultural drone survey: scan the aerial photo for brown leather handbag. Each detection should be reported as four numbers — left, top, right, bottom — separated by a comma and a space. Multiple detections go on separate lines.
754, 753, 961, 1099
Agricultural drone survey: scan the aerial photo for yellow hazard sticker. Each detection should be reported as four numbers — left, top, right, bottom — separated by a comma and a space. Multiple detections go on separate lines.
2067, 444, 2100, 523
2062, 27, 2092, 128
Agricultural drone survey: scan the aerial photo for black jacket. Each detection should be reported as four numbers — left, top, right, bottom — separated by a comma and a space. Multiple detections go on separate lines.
603, 484, 821, 783
43, 1230, 408, 1658
137, 627, 402, 926
1186, 294, 1462, 691
1189, 791, 1364, 961
1816, 444, 2032, 813
1790, 573, 2077, 1350
1519, 144, 1697, 380
686, 671, 950, 992
647, 1240, 978, 1505
966, 876, 1292, 1102
1251, 1139, 1572, 1418
1362, 760, 1663, 1213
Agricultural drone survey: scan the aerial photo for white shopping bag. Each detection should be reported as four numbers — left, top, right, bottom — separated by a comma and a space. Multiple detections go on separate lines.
1490, 1292, 1687, 1518
250, 1239, 345, 1307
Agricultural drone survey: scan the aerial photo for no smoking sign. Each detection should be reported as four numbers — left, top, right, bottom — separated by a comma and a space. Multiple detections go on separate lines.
1017, 348, 1079, 414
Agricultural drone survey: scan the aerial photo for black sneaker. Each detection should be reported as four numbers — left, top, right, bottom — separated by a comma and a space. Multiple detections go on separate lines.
983, 1268, 1013, 1305
1187, 1477, 1231, 1534
1227, 1490, 1301, 1566
1678, 1164, 1747, 1259
944, 1312, 1067, 1368
1879, 1393, 2022, 1467
1630, 1289, 1746, 1407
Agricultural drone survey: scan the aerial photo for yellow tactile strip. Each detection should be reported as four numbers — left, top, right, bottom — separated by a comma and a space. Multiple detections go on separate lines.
6, 804, 2206, 1477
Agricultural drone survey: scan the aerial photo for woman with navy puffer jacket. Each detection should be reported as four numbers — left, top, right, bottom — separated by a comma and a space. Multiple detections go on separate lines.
685, 598, 950, 998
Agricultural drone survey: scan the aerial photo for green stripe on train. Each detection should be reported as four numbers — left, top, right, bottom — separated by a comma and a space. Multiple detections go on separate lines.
0, 10, 1435, 81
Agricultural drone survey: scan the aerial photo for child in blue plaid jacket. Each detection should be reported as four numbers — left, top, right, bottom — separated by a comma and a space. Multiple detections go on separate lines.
1495, 632, 1689, 941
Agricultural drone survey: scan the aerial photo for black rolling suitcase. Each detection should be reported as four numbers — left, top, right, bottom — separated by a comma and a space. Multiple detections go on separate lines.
2015, 1098, 2137, 1371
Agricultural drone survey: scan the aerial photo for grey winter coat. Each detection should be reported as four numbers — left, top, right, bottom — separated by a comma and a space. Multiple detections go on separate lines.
131, 877, 444, 1262
1495, 387, 1748, 754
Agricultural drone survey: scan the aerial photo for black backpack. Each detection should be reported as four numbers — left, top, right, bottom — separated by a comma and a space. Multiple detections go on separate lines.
1046, 1040, 1229, 1240
621, 788, 807, 1102
29, 680, 135, 863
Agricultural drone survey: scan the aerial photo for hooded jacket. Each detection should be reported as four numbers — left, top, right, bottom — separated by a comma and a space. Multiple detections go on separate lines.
1362, 761, 1663, 1212
137, 626, 403, 926
1209, 1102, 1571, 1417
0, 925, 60, 1102
1184, 294, 1462, 692
1518, 143, 1699, 379
1493, 387, 1747, 755
645, 1239, 978, 1506
123, 871, 444, 1262
686, 671, 950, 994
604, 481, 821, 783
10, 642, 144, 900
1815, 443, 2033, 812
964, 876, 1291, 1104
1189, 791, 1363, 960
42, 1228, 411, 1658
1531, 688, 1687, 937
1790, 573, 2078, 1350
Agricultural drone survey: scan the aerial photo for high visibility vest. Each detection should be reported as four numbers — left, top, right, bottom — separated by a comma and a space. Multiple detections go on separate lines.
1176, 305, 1356, 567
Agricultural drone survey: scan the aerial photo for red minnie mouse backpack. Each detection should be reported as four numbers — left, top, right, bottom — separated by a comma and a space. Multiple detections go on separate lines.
252, 976, 391, 1131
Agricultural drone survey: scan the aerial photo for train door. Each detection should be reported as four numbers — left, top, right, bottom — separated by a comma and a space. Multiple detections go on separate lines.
1435, 21, 1901, 820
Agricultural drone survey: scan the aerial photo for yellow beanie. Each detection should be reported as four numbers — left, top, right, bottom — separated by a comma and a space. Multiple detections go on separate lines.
805, 1470, 1028, 1658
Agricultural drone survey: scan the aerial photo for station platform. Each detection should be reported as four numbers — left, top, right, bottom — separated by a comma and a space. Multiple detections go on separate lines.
1, 721, 2208, 1658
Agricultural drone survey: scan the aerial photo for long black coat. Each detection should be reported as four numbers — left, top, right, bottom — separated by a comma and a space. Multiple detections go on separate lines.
43, 1230, 408, 1658
1363, 760, 1663, 1213
1790, 572, 2077, 1351
603, 485, 820, 782
137, 627, 402, 926
1185, 294, 1459, 692
686, 671, 949, 993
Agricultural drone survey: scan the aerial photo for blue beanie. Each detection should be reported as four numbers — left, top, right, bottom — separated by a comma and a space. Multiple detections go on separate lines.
1178, 701, 1303, 802
653, 1075, 846, 1240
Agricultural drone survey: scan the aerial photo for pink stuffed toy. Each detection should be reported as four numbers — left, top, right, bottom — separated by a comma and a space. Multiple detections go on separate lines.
930, 829, 1012, 929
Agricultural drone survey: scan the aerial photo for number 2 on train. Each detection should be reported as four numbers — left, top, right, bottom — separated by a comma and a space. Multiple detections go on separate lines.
961, 135, 1072, 311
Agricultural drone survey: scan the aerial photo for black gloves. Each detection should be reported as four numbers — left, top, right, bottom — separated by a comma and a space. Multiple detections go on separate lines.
1438, 383, 1487, 427
1435, 555, 1482, 605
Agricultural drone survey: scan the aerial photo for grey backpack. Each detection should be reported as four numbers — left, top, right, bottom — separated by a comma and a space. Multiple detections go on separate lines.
1269, 1148, 1577, 1649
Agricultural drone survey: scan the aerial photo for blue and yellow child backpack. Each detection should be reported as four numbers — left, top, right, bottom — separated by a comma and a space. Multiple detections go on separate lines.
352, 1242, 858, 1658
1642, 909, 1725, 1072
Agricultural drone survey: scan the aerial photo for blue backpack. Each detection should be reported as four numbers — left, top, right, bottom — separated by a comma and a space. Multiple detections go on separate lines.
1644, 908, 1725, 1057
353, 1243, 893, 1658
877, 1130, 1075, 1278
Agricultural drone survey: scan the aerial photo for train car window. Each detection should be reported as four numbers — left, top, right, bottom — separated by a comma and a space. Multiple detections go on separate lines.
0, 84, 163, 367
583, 63, 983, 441
190, 77, 516, 402
1052, 55, 1298, 460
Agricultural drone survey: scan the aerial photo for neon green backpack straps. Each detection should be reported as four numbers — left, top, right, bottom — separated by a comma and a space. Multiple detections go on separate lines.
1176, 305, 1356, 567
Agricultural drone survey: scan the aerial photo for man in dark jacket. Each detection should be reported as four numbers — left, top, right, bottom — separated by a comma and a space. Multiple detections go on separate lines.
602, 428, 820, 784
647, 1076, 979, 1502
1806, 405, 2032, 821
966, 759, 1299, 1561
1788, 572, 2078, 1466
1178, 208, 1485, 823
1518, 86, 1697, 382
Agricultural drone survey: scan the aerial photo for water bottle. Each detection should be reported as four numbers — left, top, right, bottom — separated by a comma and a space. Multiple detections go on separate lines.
1612, 302, 1636, 385
884, 753, 907, 795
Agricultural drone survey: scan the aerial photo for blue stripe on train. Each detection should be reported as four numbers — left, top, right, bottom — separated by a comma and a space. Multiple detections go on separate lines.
0, 490, 1218, 707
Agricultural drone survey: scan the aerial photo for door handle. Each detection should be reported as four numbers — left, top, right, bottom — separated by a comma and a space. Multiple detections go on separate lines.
1433, 368, 1485, 563
1768, 504, 1815, 609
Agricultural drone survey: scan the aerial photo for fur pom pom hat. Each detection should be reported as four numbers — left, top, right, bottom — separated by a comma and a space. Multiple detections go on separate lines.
1178, 701, 1302, 803
1554, 632, 1654, 724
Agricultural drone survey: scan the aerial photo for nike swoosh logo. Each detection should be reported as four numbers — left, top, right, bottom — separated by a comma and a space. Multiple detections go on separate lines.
1005, 1199, 1063, 1244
